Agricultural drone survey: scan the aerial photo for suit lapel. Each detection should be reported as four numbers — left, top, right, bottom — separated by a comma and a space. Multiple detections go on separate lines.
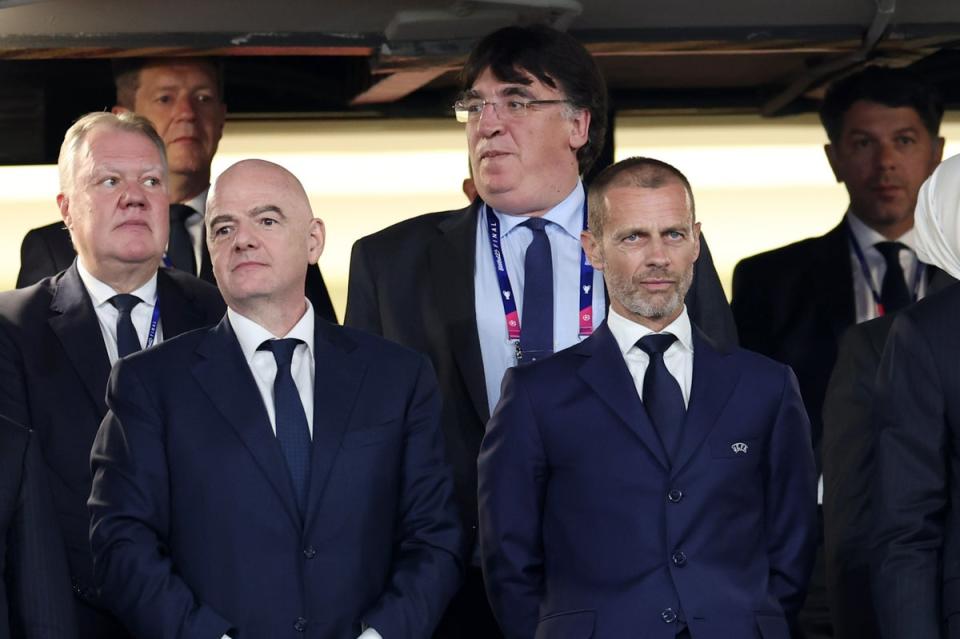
47, 264, 111, 416
428, 202, 490, 424
577, 323, 670, 471
304, 320, 365, 529
672, 329, 739, 474
193, 318, 301, 528
156, 268, 206, 338
820, 221, 856, 339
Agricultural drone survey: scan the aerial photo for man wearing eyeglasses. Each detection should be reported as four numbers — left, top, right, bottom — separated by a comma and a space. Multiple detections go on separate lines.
346, 24, 735, 638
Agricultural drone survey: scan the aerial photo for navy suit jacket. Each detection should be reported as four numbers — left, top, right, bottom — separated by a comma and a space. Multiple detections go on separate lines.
0, 263, 224, 638
0, 415, 76, 639
88, 316, 464, 639
478, 322, 817, 639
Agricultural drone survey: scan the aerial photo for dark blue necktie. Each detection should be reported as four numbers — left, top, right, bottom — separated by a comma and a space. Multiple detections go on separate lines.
110, 294, 142, 358
638, 333, 686, 461
874, 241, 911, 313
259, 338, 312, 515
520, 217, 553, 362
167, 204, 198, 275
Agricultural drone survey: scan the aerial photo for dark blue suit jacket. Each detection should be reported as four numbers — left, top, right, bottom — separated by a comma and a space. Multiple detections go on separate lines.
89, 316, 464, 639
478, 322, 817, 639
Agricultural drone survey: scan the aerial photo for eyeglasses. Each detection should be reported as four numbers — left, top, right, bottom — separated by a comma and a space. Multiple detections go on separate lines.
453, 98, 572, 123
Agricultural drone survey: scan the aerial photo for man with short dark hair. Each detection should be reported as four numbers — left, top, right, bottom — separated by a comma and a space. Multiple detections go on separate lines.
89, 159, 462, 639
345, 25, 737, 637
731, 65, 947, 639
479, 156, 816, 638
0, 111, 226, 639
17, 57, 337, 322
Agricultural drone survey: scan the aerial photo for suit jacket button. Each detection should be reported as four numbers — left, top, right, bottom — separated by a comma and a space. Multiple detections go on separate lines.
661, 608, 678, 623
303, 546, 317, 559
294, 617, 308, 632
667, 488, 683, 503
672, 551, 687, 566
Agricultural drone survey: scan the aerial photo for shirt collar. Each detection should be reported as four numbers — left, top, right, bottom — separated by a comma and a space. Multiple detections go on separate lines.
491, 180, 585, 241
182, 187, 208, 218
75, 258, 158, 309
228, 300, 315, 362
845, 210, 918, 253
606, 305, 694, 357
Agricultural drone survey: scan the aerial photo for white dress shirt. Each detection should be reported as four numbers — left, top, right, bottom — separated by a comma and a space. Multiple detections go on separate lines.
227, 302, 316, 438
846, 211, 926, 322
474, 181, 607, 415
76, 259, 163, 366
606, 306, 694, 407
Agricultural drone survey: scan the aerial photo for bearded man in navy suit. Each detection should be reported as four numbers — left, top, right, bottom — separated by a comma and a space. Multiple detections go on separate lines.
478, 157, 817, 639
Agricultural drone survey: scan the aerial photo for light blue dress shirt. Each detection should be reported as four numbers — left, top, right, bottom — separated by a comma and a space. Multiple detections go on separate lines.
474, 181, 607, 416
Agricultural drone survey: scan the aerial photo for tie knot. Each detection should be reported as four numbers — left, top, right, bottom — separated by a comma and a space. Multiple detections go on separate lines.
874, 241, 907, 263
109, 294, 142, 314
637, 333, 678, 357
258, 338, 303, 367
170, 204, 197, 223
523, 217, 549, 233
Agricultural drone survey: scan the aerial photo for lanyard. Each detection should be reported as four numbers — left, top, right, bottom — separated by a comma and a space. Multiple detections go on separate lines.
145, 299, 161, 349
846, 223, 923, 316
484, 203, 595, 354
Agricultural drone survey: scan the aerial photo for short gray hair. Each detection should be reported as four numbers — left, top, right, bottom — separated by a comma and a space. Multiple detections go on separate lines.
58, 111, 168, 194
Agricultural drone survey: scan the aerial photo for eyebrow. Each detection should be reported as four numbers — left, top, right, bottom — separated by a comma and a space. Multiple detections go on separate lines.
462, 84, 536, 100
207, 204, 285, 227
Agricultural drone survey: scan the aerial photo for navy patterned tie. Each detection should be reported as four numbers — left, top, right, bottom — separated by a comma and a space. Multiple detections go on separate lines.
874, 241, 911, 313
520, 217, 553, 362
109, 294, 142, 358
637, 333, 685, 461
259, 338, 312, 515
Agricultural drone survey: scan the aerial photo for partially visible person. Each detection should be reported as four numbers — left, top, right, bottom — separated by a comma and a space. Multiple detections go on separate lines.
0, 413, 76, 639
17, 57, 337, 322
870, 152, 960, 639
479, 157, 816, 638
0, 111, 225, 639
732, 66, 945, 639
346, 26, 736, 637
89, 159, 463, 639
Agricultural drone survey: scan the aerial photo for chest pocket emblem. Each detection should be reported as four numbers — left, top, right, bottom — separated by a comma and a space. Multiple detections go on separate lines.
731, 442, 749, 454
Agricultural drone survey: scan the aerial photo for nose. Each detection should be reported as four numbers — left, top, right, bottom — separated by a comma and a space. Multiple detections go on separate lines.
231, 220, 258, 250
119, 182, 147, 208
476, 101, 504, 137
173, 93, 197, 120
876, 140, 897, 170
645, 238, 670, 268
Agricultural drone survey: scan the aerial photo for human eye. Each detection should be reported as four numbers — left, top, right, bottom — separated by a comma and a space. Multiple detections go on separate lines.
143, 176, 162, 187
666, 229, 685, 240
505, 100, 527, 114
850, 136, 872, 150
211, 223, 233, 238
258, 216, 279, 228
895, 134, 916, 146
155, 93, 173, 105
100, 176, 119, 187
463, 99, 485, 114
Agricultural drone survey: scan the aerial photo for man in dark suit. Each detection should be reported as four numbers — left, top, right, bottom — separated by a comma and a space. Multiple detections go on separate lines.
479, 157, 817, 638
17, 56, 337, 322
345, 26, 737, 637
868, 281, 960, 638
0, 112, 225, 639
731, 66, 945, 638
89, 159, 463, 639
0, 414, 77, 639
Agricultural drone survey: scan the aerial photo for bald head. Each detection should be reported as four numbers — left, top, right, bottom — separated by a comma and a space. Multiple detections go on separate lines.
207, 159, 325, 333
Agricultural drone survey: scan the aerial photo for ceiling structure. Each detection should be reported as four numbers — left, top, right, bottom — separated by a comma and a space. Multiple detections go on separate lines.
1, 0, 959, 164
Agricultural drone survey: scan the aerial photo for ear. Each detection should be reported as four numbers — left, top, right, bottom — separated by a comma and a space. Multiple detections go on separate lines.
691, 221, 702, 262
57, 193, 71, 227
581, 229, 604, 271
568, 108, 591, 153
934, 136, 945, 164
306, 218, 325, 264
824, 143, 842, 183
111, 105, 129, 115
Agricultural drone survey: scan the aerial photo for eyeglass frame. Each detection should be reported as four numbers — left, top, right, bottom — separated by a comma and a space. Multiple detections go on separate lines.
452, 97, 574, 124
